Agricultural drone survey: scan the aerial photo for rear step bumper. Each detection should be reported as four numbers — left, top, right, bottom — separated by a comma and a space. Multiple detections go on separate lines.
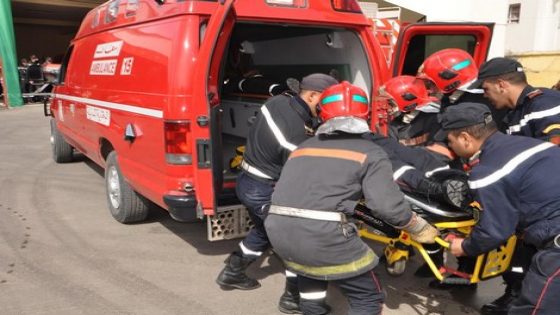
164, 193, 197, 222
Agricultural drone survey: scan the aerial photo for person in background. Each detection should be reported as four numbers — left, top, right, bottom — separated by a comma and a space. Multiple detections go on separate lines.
29, 54, 40, 65
42, 57, 53, 69
466, 56, 560, 314
265, 81, 438, 315
19, 58, 29, 67
216, 73, 338, 314
438, 102, 560, 315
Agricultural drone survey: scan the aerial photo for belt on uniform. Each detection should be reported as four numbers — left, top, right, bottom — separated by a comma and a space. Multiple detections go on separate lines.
269, 205, 346, 222
542, 234, 560, 249
241, 160, 273, 180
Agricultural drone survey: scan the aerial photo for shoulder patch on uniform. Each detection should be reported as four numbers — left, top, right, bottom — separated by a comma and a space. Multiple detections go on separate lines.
527, 89, 543, 99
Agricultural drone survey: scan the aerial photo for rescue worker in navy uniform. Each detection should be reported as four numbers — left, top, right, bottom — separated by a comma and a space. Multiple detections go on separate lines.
418, 48, 508, 132
216, 73, 338, 314
370, 75, 467, 207
265, 82, 439, 315
379, 74, 477, 283
470, 57, 560, 144
436, 102, 560, 314
467, 57, 560, 314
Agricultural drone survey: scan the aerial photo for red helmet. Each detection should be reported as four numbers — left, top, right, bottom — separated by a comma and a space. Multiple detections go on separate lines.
318, 81, 369, 122
380, 75, 439, 113
417, 48, 478, 94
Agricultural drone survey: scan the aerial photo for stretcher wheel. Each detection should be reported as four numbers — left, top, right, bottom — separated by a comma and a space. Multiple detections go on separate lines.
386, 259, 406, 276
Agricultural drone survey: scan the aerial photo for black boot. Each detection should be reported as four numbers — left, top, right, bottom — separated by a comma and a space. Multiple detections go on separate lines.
278, 277, 302, 314
216, 251, 261, 290
414, 245, 443, 278
481, 286, 516, 315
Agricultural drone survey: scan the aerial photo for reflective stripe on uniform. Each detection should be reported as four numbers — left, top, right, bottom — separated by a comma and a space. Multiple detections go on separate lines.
300, 291, 327, 300
468, 142, 555, 189
425, 165, 450, 178
393, 165, 414, 181
261, 106, 297, 151
269, 205, 344, 222
284, 249, 376, 278
507, 104, 560, 134
543, 124, 560, 134
241, 160, 273, 180
285, 270, 297, 277
289, 148, 367, 165
240, 241, 263, 257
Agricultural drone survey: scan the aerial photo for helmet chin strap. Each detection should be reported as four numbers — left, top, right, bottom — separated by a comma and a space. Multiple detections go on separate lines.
417, 102, 441, 114
402, 110, 420, 124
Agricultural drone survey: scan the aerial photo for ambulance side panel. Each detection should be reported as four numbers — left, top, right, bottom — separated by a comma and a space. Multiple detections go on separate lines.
53, 14, 200, 210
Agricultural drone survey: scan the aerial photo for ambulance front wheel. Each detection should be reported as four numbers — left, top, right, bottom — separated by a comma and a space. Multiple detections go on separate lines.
50, 119, 73, 163
386, 259, 406, 276
105, 151, 149, 223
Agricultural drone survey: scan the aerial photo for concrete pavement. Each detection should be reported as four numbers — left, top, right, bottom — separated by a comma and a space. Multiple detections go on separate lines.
0, 105, 504, 314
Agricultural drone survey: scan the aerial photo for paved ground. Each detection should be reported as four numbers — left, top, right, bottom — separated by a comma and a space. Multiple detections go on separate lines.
0, 105, 504, 315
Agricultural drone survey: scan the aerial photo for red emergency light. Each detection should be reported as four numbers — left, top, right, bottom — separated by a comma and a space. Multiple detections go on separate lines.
331, 0, 362, 13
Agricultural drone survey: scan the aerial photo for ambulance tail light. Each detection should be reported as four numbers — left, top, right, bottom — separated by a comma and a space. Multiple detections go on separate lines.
164, 121, 192, 165
265, 0, 307, 8
331, 0, 362, 13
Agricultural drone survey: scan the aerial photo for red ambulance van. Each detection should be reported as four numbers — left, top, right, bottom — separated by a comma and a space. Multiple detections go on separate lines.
47, 0, 493, 240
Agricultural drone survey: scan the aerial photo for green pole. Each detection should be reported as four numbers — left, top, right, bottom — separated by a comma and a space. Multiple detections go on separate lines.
0, 0, 23, 107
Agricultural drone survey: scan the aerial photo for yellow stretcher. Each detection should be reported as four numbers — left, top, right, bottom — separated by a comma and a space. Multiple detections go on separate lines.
356, 199, 517, 285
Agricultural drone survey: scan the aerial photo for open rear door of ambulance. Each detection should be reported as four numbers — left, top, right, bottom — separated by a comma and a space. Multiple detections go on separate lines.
191, 0, 236, 221
390, 23, 494, 77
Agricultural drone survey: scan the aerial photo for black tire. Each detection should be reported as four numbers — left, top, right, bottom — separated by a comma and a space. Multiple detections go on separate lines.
50, 119, 73, 163
105, 151, 149, 223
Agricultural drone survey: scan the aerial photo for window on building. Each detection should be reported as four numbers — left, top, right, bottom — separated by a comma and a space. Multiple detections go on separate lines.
508, 4, 521, 24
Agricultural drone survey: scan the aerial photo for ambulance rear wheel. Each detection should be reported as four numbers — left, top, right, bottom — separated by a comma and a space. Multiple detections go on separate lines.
50, 119, 73, 163
386, 259, 406, 276
105, 151, 149, 223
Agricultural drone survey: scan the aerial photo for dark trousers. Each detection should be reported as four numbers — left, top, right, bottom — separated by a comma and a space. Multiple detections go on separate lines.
298, 270, 384, 315
509, 247, 560, 314
504, 242, 538, 293
236, 172, 275, 253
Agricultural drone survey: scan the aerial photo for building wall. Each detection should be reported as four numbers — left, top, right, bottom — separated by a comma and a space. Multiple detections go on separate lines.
505, 0, 560, 54
379, 0, 509, 58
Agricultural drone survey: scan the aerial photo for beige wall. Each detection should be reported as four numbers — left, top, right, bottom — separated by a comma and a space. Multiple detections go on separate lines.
509, 52, 560, 88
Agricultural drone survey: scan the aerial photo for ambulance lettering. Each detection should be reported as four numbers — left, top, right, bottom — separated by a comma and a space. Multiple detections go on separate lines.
93, 41, 123, 58
90, 59, 118, 75
86, 105, 111, 126
120, 57, 134, 75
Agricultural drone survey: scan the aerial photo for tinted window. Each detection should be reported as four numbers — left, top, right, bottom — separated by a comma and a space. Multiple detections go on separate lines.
401, 34, 476, 75
58, 46, 74, 85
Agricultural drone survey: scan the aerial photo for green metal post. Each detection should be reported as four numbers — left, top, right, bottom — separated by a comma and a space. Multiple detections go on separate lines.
0, 0, 23, 107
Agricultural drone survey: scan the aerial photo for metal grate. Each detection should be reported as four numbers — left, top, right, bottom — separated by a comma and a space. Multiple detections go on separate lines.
207, 205, 254, 241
